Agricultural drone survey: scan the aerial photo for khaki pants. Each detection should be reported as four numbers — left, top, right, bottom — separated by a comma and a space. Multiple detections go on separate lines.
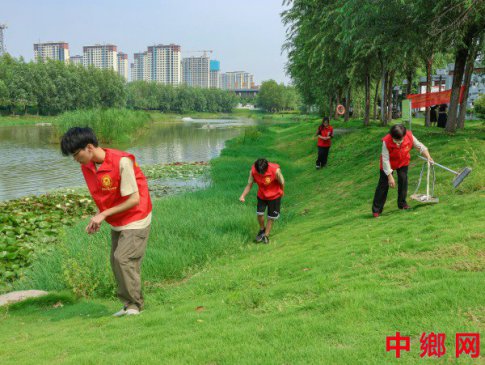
110, 226, 150, 311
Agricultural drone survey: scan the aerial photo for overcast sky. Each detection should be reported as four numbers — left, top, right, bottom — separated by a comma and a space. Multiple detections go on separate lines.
2, 0, 291, 84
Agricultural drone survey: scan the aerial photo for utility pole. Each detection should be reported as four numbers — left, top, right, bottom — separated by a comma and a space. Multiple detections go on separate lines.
0, 24, 7, 56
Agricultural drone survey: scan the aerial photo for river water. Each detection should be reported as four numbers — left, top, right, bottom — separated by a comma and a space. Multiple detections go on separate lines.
0, 118, 254, 201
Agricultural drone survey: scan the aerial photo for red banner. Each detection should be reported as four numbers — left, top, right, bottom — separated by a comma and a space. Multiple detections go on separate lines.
407, 87, 465, 109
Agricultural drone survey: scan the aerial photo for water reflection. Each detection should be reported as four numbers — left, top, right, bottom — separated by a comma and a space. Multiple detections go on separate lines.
0, 119, 251, 201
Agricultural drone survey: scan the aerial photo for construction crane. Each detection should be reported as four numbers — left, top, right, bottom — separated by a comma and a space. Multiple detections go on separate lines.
184, 50, 213, 58
0, 24, 7, 56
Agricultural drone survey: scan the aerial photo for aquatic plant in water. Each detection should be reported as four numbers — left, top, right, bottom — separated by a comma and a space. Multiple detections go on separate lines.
0, 162, 211, 287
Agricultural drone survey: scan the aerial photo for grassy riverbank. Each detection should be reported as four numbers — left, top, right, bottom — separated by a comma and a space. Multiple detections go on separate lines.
0, 115, 55, 126
0, 163, 210, 289
1, 118, 484, 364
0, 109, 277, 127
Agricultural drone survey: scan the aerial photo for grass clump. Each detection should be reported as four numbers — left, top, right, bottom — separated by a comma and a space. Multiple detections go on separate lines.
55, 108, 151, 144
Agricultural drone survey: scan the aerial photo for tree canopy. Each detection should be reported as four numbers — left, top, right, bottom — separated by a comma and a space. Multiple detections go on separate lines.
282, 0, 485, 130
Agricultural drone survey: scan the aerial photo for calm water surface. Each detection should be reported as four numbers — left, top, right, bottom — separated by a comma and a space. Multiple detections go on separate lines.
0, 118, 255, 201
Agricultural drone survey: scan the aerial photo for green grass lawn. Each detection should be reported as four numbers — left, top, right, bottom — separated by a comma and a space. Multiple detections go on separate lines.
1, 118, 483, 364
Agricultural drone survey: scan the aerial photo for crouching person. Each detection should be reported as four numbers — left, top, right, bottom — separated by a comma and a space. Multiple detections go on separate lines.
239, 158, 284, 244
61, 127, 152, 317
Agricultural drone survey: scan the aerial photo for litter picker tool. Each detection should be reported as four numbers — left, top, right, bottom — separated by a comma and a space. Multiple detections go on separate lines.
417, 155, 472, 188
411, 159, 439, 204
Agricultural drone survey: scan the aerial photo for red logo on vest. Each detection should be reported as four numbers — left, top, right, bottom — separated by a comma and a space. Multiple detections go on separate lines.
101, 174, 116, 191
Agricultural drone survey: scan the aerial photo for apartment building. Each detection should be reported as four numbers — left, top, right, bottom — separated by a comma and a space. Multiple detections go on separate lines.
182, 55, 210, 88
220, 71, 254, 90
69, 55, 83, 65
147, 44, 181, 84
210, 60, 220, 88
33, 42, 69, 63
117, 52, 128, 80
83, 44, 118, 71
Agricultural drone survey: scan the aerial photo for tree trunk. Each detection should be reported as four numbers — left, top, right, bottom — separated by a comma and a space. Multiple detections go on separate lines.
386, 70, 395, 122
381, 70, 388, 125
364, 73, 370, 126
447, 26, 477, 132
457, 36, 482, 129
334, 90, 341, 120
425, 55, 433, 127
344, 86, 351, 122
373, 78, 380, 121
406, 69, 413, 95
328, 94, 333, 119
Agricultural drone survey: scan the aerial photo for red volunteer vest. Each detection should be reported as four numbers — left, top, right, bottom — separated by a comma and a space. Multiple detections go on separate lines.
251, 162, 283, 201
379, 131, 413, 170
81, 148, 152, 227
317, 126, 334, 147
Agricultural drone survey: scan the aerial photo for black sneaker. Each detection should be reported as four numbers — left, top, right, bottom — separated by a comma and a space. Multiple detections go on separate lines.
262, 235, 270, 244
255, 228, 265, 242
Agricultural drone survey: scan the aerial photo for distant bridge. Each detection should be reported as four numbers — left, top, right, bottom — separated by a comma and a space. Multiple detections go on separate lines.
231, 89, 259, 98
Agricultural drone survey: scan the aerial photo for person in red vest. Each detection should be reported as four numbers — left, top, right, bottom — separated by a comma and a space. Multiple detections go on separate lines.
61, 127, 152, 316
372, 124, 434, 217
239, 158, 285, 244
315, 116, 334, 169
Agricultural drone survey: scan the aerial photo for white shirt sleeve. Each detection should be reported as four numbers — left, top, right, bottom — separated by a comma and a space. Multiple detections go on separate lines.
413, 136, 427, 154
119, 157, 139, 197
276, 168, 285, 185
382, 142, 393, 176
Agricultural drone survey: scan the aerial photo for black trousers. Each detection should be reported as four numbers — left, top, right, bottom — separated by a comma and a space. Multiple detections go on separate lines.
372, 166, 408, 213
316, 146, 330, 167
437, 113, 447, 128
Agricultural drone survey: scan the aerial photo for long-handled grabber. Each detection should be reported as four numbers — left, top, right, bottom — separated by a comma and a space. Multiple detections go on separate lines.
417, 155, 472, 188
411, 159, 439, 203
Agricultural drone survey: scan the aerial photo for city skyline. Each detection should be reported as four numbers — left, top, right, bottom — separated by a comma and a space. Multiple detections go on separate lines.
1, 0, 290, 85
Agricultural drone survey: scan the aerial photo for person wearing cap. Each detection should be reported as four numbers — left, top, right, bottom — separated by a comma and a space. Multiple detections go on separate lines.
372, 124, 433, 217
239, 158, 285, 244
61, 127, 152, 317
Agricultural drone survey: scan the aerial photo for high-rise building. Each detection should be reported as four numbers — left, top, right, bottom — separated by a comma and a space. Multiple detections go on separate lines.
182, 55, 210, 88
220, 71, 254, 90
210, 60, 220, 89
117, 52, 129, 80
0, 24, 7, 56
70, 55, 83, 65
147, 44, 181, 85
83, 44, 118, 71
132, 52, 150, 81
34, 42, 70, 63
132, 44, 181, 84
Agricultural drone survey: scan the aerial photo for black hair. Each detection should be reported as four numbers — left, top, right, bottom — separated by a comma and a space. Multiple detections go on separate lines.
254, 158, 269, 174
390, 124, 406, 140
317, 116, 330, 135
60, 127, 98, 156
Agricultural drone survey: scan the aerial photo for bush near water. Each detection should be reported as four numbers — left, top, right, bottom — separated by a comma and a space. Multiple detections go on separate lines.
55, 108, 151, 144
